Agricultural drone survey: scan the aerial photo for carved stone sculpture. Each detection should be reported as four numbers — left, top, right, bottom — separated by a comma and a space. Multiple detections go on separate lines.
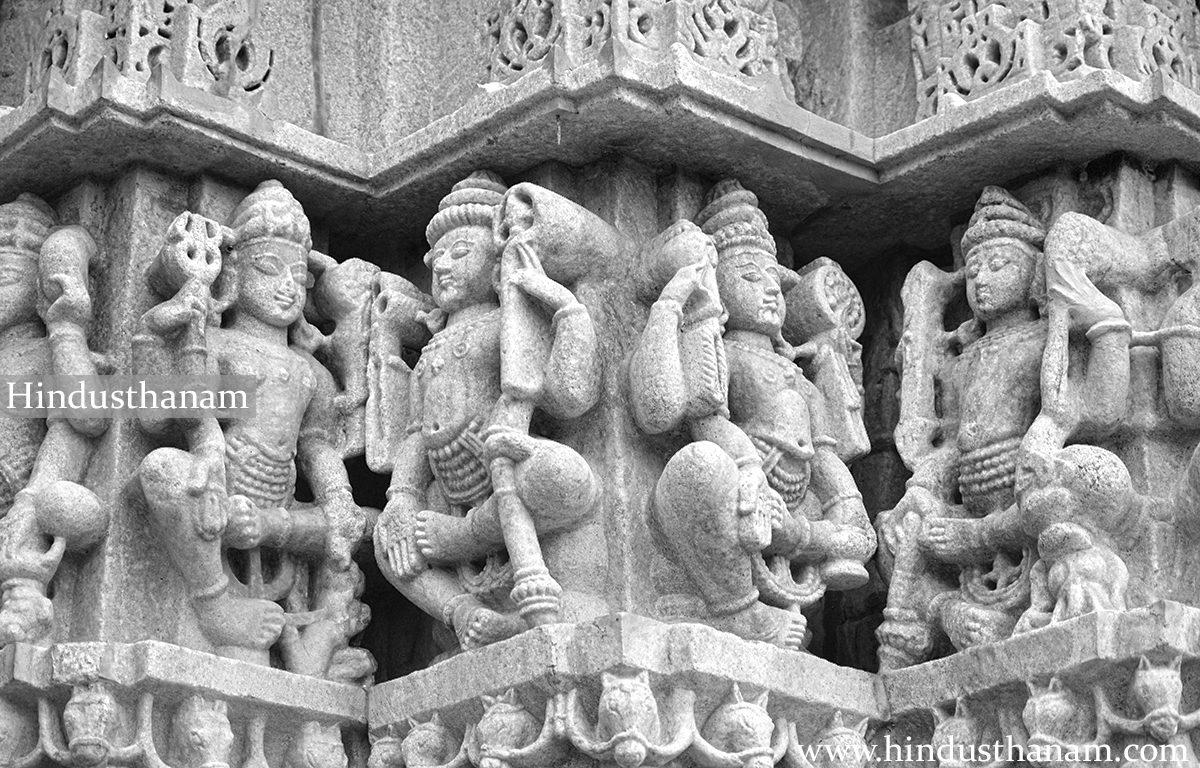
373, 171, 603, 651
876, 185, 1136, 669
133, 181, 371, 687
0, 194, 107, 648
630, 180, 875, 651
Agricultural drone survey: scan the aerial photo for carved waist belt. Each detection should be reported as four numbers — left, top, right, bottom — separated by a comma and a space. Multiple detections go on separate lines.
225, 433, 296, 508
751, 435, 809, 509
958, 437, 1021, 504
425, 419, 491, 507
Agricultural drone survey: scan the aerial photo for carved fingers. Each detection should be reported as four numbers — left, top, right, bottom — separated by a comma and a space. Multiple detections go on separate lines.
224, 494, 265, 549
1046, 259, 1124, 332
507, 241, 576, 312
660, 260, 714, 306
376, 501, 428, 581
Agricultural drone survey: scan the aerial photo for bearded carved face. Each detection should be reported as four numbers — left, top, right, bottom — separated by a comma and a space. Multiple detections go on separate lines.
717, 250, 784, 336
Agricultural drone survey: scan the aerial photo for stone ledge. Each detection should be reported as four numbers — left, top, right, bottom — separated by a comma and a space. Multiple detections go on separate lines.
4, 42, 1198, 259
368, 613, 882, 740
0, 641, 367, 725
879, 600, 1200, 717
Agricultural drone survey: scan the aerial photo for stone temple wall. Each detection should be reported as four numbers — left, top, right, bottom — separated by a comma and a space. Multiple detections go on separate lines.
0, 1, 1198, 767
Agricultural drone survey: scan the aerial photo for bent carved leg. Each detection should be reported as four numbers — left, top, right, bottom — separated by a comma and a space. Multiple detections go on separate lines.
136, 448, 284, 657
650, 441, 804, 650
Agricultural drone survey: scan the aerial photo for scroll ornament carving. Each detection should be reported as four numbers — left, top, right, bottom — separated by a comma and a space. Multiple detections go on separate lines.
26, 0, 272, 101
908, 0, 1200, 117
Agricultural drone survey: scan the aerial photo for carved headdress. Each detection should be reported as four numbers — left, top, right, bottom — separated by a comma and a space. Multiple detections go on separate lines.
231, 179, 312, 252
0, 193, 55, 261
961, 185, 1046, 258
695, 179, 776, 261
425, 170, 507, 247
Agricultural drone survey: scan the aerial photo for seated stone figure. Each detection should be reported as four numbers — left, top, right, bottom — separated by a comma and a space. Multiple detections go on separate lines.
374, 171, 602, 651
876, 186, 1133, 669
630, 180, 875, 651
0, 194, 107, 647
134, 181, 370, 679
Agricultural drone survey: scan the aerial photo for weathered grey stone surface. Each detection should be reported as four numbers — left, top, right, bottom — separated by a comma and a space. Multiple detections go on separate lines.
4, 1, 1200, 767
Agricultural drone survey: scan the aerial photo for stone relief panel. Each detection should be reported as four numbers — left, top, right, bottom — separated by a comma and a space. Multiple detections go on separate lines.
0, 196, 107, 649
877, 160, 1200, 671
628, 179, 875, 652
372, 171, 605, 652
908, 0, 1200, 117
24, 0, 273, 100
483, 0, 799, 98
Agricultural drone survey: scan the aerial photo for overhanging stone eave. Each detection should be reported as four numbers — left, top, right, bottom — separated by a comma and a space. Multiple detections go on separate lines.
878, 600, 1200, 719
0, 641, 367, 725
367, 613, 883, 741
0, 52, 884, 248
796, 69, 1200, 265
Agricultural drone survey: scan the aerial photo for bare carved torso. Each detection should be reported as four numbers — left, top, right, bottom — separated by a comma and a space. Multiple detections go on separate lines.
953, 320, 1046, 515
213, 329, 317, 507
412, 309, 502, 507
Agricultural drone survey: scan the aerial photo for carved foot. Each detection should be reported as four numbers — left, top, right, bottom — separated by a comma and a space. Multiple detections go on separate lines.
415, 510, 490, 564
450, 597, 526, 650
712, 603, 808, 652
941, 600, 1016, 650
876, 610, 935, 671
920, 517, 993, 564
193, 587, 285, 651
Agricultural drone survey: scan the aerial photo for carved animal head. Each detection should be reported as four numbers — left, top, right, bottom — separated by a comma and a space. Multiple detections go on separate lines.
930, 700, 977, 768
400, 714, 461, 767
1131, 656, 1184, 714
815, 711, 869, 768
598, 670, 662, 742
168, 696, 234, 768
475, 689, 539, 767
284, 722, 347, 768
702, 683, 773, 756
1018, 446, 1133, 535
366, 730, 403, 768
1023, 677, 1089, 744
306, 254, 378, 321
62, 684, 124, 767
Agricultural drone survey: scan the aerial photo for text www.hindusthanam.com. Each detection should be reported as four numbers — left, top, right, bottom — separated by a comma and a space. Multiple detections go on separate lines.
792, 737, 1190, 765
0, 375, 258, 418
